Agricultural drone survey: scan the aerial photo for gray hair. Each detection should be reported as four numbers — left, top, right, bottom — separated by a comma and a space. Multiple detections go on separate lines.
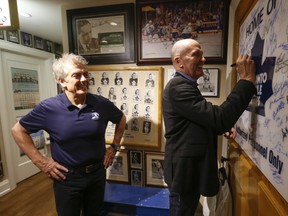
52, 53, 88, 83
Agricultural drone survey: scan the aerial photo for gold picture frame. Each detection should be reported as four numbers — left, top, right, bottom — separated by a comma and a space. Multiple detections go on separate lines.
106, 150, 129, 183
88, 66, 163, 148
145, 152, 167, 187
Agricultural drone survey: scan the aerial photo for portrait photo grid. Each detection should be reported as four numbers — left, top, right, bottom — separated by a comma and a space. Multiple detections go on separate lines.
88, 68, 161, 147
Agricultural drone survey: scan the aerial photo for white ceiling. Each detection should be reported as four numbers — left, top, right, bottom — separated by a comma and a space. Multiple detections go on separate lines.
16, 0, 86, 44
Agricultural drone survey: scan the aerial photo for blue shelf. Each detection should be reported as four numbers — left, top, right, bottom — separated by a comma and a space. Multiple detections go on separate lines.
104, 182, 169, 215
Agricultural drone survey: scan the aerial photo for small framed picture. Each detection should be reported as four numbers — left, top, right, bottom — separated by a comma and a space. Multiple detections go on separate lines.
54, 43, 63, 55
130, 150, 143, 169
0, 30, 4, 40
34, 36, 44, 50
145, 152, 167, 187
6, 30, 19, 43
106, 150, 129, 183
20, 31, 33, 47
45, 40, 54, 52
197, 68, 220, 97
131, 169, 143, 186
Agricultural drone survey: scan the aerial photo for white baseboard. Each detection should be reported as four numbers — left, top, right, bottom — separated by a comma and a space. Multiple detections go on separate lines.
0, 179, 13, 197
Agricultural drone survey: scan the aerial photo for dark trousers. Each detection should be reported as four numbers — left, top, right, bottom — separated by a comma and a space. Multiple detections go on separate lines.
169, 191, 200, 216
53, 166, 106, 216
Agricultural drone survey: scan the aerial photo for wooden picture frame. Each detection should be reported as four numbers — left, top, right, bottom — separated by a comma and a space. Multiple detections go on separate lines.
136, 0, 229, 65
197, 68, 220, 97
106, 150, 129, 183
130, 150, 143, 169
6, 29, 19, 43
131, 169, 144, 186
87, 66, 163, 148
67, 3, 135, 65
145, 152, 167, 187
20, 31, 33, 47
34, 36, 44, 50
0, 0, 19, 30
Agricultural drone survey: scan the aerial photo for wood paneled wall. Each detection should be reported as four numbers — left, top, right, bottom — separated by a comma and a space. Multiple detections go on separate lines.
229, 141, 288, 216
230, 0, 288, 215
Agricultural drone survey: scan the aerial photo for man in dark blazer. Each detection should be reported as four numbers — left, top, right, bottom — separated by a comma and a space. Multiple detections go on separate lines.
162, 39, 256, 215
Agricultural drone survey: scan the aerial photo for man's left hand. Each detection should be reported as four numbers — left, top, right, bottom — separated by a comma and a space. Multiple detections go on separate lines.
104, 146, 117, 169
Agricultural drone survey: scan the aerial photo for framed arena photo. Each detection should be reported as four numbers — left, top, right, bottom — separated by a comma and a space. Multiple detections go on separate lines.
136, 0, 229, 64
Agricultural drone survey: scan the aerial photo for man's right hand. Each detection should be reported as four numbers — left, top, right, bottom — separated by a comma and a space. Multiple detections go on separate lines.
35, 156, 68, 181
236, 54, 256, 84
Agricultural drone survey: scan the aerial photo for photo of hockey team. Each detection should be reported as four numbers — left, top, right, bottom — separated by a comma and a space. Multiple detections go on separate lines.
140, 1, 226, 60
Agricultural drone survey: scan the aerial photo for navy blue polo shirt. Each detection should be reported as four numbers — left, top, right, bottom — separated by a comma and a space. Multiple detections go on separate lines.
20, 93, 123, 166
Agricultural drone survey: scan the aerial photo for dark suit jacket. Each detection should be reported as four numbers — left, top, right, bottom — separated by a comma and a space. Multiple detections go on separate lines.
162, 73, 256, 198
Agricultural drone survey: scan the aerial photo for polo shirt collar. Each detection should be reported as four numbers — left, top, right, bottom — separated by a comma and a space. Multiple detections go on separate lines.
59, 92, 93, 109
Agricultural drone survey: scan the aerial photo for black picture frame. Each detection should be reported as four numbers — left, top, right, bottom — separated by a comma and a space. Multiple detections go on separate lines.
44, 39, 54, 53
0, 30, 4, 40
20, 31, 33, 47
54, 43, 63, 55
6, 29, 19, 44
34, 36, 44, 50
67, 3, 135, 65
136, 0, 229, 65
131, 169, 144, 186
130, 150, 143, 169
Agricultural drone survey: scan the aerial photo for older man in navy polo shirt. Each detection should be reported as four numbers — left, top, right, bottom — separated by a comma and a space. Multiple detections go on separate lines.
11, 53, 126, 216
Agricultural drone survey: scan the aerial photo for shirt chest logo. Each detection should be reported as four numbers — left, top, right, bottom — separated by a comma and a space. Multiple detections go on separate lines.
92, 112, 100, 120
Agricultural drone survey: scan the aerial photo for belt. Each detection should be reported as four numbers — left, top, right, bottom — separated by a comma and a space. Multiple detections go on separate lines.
68, 161, 103, 174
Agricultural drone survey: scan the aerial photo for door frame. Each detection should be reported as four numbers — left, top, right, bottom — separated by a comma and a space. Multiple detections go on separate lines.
0, 40, 56, 196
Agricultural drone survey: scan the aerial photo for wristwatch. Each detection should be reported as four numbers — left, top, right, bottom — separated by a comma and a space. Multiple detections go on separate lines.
111, 143, 121, 151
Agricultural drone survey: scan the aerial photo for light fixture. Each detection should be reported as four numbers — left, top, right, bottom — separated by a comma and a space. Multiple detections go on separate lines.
110, 22, 117, 26
19, 12, 32, 18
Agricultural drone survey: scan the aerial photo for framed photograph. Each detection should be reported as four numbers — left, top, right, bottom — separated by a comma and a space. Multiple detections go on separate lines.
0, 30, 4, 40
54, 43, 63, 55
131, 170, 144, 186
130, 150, 143, 169
106, 150, 129, 183
44, 40, 54, 53
136, 0, 229, 65
67, 3, 135, 65
88, 66, 163, 148
20, 32, 33, 47
197, 68, 220, 97
145, 152, 167, 187
34, 36, 44, 50
6, 30, 19, 43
